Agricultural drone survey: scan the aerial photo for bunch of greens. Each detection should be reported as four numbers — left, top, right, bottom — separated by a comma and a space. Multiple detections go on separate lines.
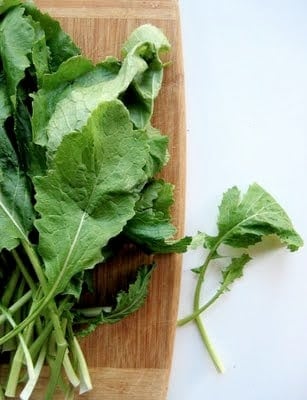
0, 0, 303, 398
178, 184, 303, 372
0, 1, 190, 398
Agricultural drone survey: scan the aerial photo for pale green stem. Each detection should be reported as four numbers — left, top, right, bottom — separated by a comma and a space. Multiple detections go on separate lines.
195, 316, 225, 373
20, 343, 47, 400
177, 288, 224, 326
191, 248, 225, 373
12, 249, 36, 292
0, 291, 32, 325
0, 305, 35, 397
21, 241, 79, 384
72, 336, 92, 394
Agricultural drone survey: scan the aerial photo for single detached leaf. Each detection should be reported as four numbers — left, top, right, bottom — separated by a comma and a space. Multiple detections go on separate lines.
0, 7, 35, 104
75, 265, 155, 337
208, 183, 303, 252
34, 100, 149, 295
124, 180, 191, 253
220, 254, 252, 292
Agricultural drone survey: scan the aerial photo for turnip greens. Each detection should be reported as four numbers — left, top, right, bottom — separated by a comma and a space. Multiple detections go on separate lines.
0, 0, 303, 398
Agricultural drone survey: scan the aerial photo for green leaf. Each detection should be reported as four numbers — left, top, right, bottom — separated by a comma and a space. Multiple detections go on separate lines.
32, 25, 170, 154
23, 2, 80, 71
0, 7, 35, 104
189, 232, 211, 250
44, 55, 147, 153
143, 125, 169, 178
28, 16, 50, 82
0, 78, 34, 250
124, 179, 191, 253
121, 24, 171, 128
32, 56, 95, 146
0, 73, 11, 122
122, 24, 170, 56
75, 265, 155, 337
34, 100, 149, 295
14, 82, 47, 177
31, 56, 120, 147
0, 85, 34, 250
208, 183, 303, 252
220, 254, 252, 292
0, 0, 20, 16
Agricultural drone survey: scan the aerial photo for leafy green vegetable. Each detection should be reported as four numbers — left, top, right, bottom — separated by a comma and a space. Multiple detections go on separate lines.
23, 2, 80, 71
0, 4, 178, 396
178, 184, 303, 372
32, 34, 167, 154
124, 179, 191, 253
121, 24, 171, 128
0, 0, 20, 17
210, 184, 302, 251
0, 7, 35, 104
143, 125, 169, 177
220, 254, 251, 292
0, 2, 302, 398
35, 100, 149, 295
75, 264, 155, 337
0, 81, 33, 250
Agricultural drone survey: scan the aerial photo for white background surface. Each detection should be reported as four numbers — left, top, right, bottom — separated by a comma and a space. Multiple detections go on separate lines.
169, 1, 307, 399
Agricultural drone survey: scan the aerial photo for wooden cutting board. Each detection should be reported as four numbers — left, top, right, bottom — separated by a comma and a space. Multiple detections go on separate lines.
25, 1, 186, 398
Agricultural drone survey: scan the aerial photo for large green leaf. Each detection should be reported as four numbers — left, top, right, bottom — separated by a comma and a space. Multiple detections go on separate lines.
40, 54, 146, 153
34, 100, 149, 295
31, 25, 170, 154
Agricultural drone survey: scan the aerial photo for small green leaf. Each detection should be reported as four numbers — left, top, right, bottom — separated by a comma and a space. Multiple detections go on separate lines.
23, 2, 80, 71
220, 254, 252, 292
76, 265, 155, 337
142, 125, 169, 178
124, 180, 191, 253
0, 7, 35, 104
121, 24, 171, 128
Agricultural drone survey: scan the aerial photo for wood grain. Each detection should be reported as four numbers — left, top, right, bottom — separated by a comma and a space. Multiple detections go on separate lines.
3, 0, 186, 398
